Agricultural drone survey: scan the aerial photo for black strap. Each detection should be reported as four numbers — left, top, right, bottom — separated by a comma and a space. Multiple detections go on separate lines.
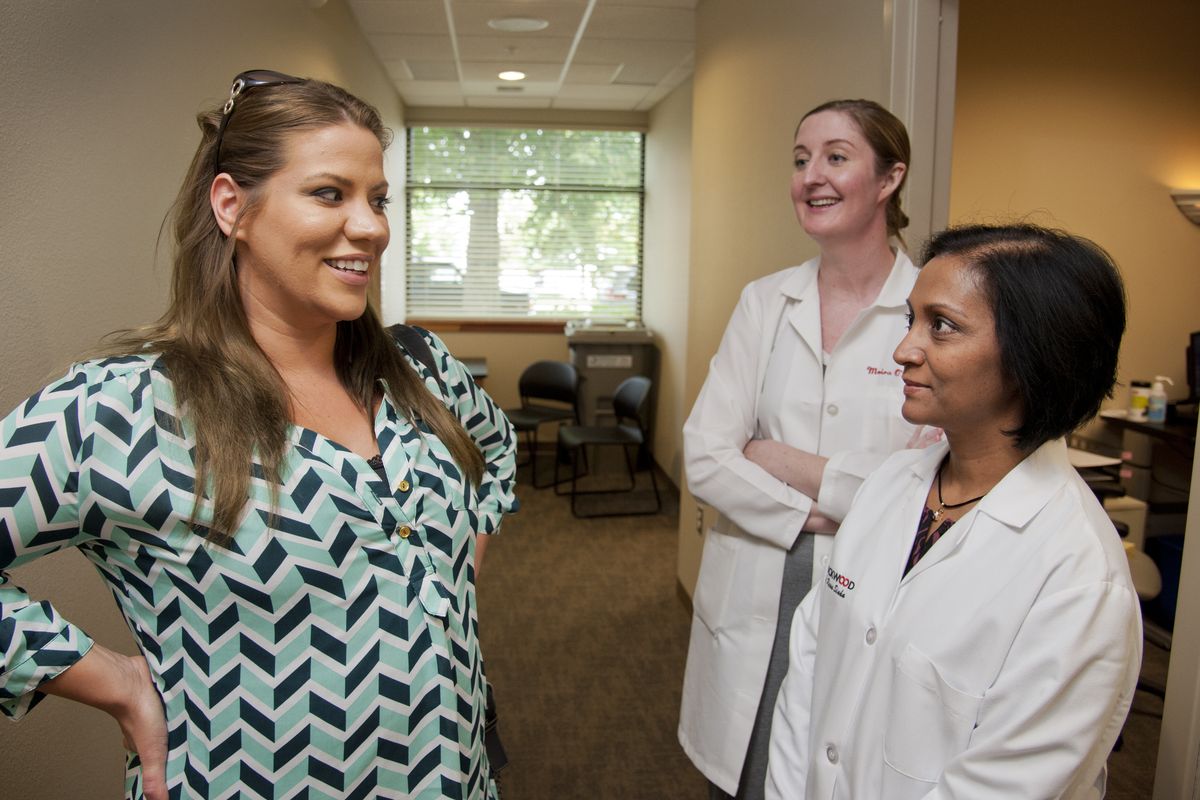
388, 324, 447, 396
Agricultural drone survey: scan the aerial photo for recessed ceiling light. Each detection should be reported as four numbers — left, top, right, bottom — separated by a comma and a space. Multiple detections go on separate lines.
498, 70, 526, 81
488, 17, 549, 32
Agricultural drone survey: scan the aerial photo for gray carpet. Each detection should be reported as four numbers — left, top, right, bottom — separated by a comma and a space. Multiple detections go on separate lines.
477, 461, 705, 799
478, 459, 1165, 799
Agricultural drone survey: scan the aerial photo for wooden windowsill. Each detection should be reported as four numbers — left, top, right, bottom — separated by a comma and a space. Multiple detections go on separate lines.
408, 319, 567, 334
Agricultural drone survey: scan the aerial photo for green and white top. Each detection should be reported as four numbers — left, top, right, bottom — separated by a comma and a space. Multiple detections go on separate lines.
0, 329, 518, 799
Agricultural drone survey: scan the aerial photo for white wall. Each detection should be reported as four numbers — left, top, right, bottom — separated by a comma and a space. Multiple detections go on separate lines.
643, 78, 694, 484
1158, 447, 1200, 799
676, 0, 893, 595
0, 1, 403, 795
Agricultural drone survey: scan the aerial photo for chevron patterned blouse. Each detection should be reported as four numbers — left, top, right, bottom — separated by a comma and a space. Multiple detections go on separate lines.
0, 330, 518, 799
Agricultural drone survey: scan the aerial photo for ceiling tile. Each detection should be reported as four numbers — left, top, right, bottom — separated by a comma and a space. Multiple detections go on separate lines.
609, 59, 672, 85
584, 5, 693, 41
563, 63, 622, 85
349, 0, 448, 35
370, 33, 455, 60
406, 60, 461, 81
455, 35, 575, 62
451, 2, 587, 37
603, 0, 698, 7
460, 62, 562, 82
573, 37, 691, 64
460, 78, 560, 96
349, 0, 696, 111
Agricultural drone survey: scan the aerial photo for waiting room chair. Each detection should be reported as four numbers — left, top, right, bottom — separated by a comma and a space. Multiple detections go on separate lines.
504, 360, 582, 489
554, 375, 661, 518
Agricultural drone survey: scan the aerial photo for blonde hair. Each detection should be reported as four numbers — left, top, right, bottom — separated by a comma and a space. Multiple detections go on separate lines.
100, 77, 484, 544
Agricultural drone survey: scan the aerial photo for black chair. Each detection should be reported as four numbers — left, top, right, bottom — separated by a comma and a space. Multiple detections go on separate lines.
554, 375, 661, 518
504, 361, 582, 489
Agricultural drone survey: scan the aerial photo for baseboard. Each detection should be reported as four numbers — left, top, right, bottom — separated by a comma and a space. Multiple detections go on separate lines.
676, 578, 693, 616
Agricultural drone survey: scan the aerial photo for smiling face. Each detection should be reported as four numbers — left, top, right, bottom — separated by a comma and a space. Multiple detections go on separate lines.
893, 255, 1023, 442
790, 110, 903, 246
232, 122, 390, 332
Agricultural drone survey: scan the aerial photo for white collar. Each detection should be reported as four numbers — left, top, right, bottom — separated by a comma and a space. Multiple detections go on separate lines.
905, 438, 1074, 529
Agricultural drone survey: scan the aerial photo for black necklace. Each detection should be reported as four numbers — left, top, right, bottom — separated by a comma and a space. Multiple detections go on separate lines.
930, 460, 988, 522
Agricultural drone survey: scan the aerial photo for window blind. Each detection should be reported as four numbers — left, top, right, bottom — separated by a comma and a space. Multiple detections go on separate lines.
405, 127, 645, 322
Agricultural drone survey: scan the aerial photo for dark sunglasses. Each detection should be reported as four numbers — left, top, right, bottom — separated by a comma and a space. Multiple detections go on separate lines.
212, 69, 305, 176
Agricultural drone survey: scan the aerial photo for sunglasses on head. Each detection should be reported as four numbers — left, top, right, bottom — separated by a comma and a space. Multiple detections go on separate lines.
212, 69, 305, 176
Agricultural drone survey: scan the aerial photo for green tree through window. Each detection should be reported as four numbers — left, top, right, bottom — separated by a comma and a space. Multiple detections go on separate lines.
406, 127, 644, 322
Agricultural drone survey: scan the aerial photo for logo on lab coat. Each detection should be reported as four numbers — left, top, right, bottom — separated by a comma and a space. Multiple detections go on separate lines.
865, 365, 903, 377
826, 566, 856, 598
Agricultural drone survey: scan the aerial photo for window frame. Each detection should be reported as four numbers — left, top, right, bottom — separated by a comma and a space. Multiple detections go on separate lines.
403, 125, 647, 329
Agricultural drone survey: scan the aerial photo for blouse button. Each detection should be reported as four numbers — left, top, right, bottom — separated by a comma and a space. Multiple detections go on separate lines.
826, 403, 839, 416
398, 479, 411, 492
399, 525, 412, 539
826, 744, 839, 764
865, 626, 877, 645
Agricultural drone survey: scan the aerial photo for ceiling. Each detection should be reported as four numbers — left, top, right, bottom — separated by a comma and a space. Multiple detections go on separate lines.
346, 0, 697, 111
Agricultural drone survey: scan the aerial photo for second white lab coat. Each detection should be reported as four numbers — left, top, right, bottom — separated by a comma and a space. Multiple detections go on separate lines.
678, 252, 921, 793
766, 439, 1142, 800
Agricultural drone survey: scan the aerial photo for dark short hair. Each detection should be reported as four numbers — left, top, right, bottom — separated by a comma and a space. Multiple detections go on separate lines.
922, 224, 1126, 451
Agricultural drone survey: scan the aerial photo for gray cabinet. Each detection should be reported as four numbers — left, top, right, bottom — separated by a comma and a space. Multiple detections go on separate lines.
566, 324, 659, 462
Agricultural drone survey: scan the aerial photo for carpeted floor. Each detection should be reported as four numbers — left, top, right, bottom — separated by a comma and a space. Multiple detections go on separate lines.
479, 458, 1166, 799
477, 459, 704, 799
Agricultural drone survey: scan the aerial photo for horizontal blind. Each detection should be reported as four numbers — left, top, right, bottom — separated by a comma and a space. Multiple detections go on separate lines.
406, 127, 644, 322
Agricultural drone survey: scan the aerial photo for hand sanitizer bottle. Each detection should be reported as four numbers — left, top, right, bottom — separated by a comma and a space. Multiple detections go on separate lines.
1147, 375, 1174, 423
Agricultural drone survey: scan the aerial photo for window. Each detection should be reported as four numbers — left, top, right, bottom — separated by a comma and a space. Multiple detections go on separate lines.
405, 127, 645, 323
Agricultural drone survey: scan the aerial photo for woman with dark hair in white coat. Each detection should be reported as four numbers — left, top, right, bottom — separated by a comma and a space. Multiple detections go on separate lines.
678, 99, 938, 800
766, 223, 1140, 799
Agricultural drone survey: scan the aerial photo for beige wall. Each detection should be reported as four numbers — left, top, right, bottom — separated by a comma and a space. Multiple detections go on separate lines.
433, 331, 570, 410
948, 0, 1200, 398
0, 1, 402, 795
643, 79, 694, 484
676, 0, 892, 594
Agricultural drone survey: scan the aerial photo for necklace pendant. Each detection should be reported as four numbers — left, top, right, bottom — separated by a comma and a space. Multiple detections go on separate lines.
931, 506, 945, 522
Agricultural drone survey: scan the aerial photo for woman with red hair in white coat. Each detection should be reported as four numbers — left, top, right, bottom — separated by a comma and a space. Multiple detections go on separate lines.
679, 99, 937, 800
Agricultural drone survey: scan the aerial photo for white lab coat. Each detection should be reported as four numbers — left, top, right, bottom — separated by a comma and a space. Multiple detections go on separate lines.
766, 439, 1142, 800
678, 252, 921, 793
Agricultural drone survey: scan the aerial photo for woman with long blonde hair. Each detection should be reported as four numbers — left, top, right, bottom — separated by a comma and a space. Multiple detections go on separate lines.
0, 70, 517, 799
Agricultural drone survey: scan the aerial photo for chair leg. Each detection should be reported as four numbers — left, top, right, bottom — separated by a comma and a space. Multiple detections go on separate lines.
554, 438, 572, 497
553, 439, 562, 490
565, 443, 663, 518
570, 445, 582, 517
531, 424, 583, 490
527, 428, 539, 482
619, 443, 638, 491
645, 446, 662, 513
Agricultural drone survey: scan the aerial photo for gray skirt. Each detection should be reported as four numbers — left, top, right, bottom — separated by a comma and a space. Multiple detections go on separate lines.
708, 531, 815, 800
